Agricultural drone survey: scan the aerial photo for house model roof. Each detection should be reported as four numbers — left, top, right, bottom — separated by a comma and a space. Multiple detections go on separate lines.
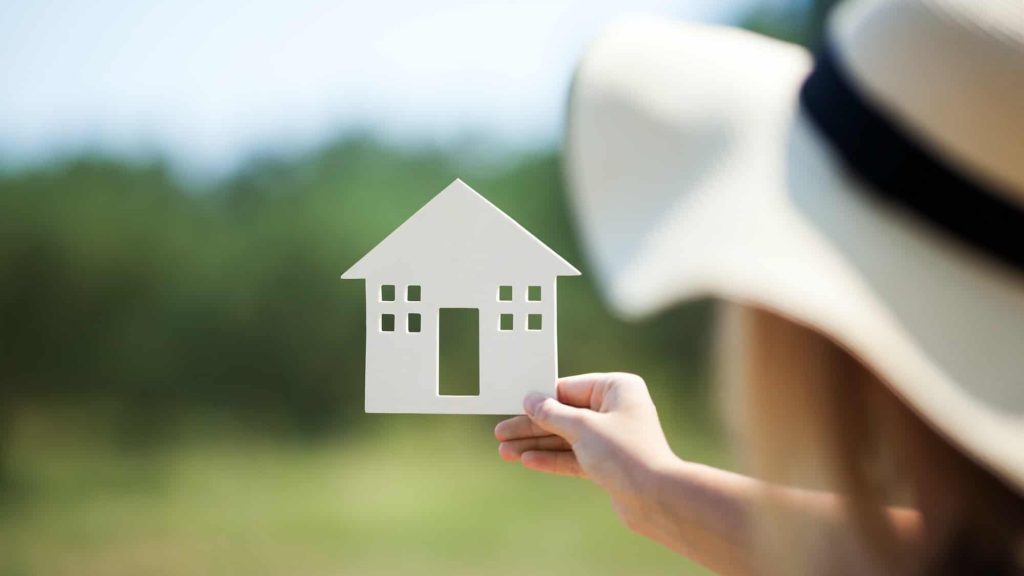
341, 179, 581, 280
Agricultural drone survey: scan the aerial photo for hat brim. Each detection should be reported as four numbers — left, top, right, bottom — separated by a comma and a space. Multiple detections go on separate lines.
565, 19, 1024, 492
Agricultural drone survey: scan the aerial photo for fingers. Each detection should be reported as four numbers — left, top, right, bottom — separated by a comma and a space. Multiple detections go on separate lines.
520, 450, 584, 477
498, 435, 572, 461
524, 393, 592, 442
494, 415, 550, 441
557, 372, 647, 410
495, 413, 580, 477
556, 374, 601, 408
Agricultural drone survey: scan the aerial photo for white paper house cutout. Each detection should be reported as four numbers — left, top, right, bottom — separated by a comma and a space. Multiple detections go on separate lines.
341, 179, 580, 414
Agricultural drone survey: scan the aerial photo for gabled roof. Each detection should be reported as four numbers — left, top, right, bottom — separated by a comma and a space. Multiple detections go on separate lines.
341, 179, 580, 280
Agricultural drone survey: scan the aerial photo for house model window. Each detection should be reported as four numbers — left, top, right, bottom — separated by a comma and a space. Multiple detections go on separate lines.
527, 286, 542, 301
341, 179, 580, 414
407, 285, 421, 302
527, 314, 542, 331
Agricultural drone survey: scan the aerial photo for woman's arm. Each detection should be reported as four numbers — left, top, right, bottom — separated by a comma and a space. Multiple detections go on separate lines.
642, 460, 922, 575
494, 373, 921, 576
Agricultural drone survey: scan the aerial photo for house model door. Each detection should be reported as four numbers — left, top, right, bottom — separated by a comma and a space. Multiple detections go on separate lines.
438, 308, 480, 397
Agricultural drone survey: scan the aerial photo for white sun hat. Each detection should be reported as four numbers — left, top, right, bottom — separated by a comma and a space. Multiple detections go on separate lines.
565, 0, 1024, 492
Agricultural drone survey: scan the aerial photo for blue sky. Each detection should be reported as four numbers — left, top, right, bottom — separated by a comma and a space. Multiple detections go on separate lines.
0, 0, 757, 176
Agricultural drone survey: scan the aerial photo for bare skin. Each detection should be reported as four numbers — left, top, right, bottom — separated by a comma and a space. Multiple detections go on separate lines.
494, 373, 923, 576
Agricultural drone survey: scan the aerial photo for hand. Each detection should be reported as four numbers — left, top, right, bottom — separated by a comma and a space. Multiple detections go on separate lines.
494, 372, 680, 531
495, 373, 918, 576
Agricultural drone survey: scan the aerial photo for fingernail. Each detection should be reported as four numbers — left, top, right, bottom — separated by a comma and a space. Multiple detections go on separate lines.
524, 393, 546, 417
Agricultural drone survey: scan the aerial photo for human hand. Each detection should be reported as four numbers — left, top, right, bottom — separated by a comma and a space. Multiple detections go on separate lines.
494, 373, 680, 530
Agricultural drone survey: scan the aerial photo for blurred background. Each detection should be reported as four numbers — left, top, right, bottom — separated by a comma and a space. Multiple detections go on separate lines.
0, 1, 833, 574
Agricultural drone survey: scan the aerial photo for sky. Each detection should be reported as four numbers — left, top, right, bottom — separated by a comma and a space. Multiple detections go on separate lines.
0, 0, 757, 177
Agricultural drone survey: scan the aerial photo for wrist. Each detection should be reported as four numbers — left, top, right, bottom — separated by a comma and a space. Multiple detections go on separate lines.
616, 453, 688, 536
634, 458, 714, 544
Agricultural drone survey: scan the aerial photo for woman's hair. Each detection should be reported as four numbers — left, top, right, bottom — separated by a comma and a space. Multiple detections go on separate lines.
717, 303, 1024, 576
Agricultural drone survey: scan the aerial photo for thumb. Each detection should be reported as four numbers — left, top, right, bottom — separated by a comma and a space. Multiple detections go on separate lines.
524, 393, 591, 442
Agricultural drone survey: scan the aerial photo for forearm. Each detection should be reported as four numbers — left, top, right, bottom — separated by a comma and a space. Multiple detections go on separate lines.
629, 459, 922, 576
632, 460, 757, 576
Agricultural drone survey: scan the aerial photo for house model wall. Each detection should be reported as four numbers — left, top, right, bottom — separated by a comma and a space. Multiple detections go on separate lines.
341, 179, 580, 414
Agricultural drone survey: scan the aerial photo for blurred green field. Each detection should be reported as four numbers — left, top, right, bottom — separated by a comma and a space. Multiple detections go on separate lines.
0, 400, 725, 576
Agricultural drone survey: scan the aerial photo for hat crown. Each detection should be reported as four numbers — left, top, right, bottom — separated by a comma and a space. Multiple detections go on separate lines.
831, 0, 1024, 203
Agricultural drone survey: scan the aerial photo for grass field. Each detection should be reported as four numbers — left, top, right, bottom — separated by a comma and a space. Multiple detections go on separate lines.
0, 403, 726, 576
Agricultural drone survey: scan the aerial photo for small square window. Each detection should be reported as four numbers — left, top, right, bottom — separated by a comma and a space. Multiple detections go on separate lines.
406, 285, 421, 302
499, 313, 514, 331
498, 285, 513, 301
527, 314, 542, 331
407, 313, 421, 333
380, 314, 395, 332
380, 285, 395, 302
527, 285, 542, 302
